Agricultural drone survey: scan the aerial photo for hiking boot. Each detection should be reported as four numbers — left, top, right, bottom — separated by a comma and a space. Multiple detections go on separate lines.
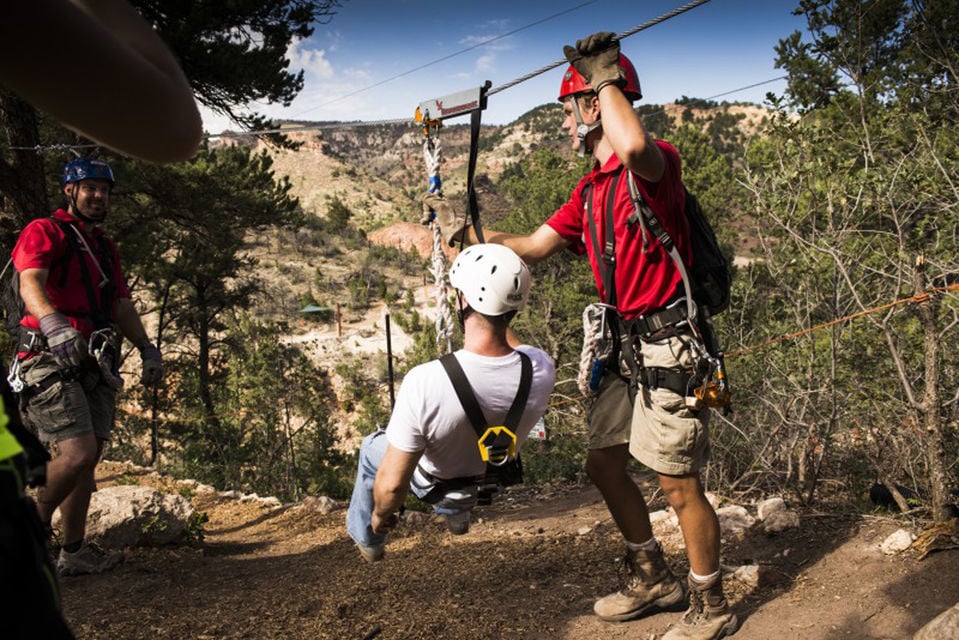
355, 542, 385, 564
57, 542, 124, 576
443, 510, 470, 535
662, 574, 739, 639
593, 543, 686, 621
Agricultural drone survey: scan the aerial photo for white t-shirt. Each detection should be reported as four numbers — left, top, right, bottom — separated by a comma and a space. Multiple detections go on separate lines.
386, 345, 556, 479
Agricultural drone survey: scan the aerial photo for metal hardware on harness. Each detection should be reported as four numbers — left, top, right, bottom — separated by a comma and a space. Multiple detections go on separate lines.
629, 297, 692, 341
477, 426, 517, 466
87, 327, 116, 363
6, 331, 42, 393
6, 359, 24, 393
88, 327, 124, 390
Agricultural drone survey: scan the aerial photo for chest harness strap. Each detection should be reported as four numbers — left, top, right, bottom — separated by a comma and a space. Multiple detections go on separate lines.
581, 169, 699, 397
434, 351, 532, 505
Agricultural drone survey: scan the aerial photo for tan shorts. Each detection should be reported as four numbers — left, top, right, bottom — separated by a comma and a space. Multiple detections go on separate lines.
19, 354, 116, 443
588, 333, 709, 476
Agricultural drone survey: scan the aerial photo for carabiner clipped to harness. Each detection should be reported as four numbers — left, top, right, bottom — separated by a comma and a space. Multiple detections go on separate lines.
88, 327, 123, 391
686, 313, 732, 414
6, 331, 41, 393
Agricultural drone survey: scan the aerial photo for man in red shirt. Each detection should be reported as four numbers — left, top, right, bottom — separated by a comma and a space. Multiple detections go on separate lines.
10, 157, 163, 576
428, 33, 737, 640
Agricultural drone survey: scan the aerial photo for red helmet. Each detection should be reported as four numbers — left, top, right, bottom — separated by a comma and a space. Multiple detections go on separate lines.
557, 53, 642, 103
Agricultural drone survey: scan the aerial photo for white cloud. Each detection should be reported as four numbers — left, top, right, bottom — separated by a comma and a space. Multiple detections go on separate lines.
287, 38, 334, 79
459, 33, 516, 53
475, 54, 495, 73
459, 19, 516, 53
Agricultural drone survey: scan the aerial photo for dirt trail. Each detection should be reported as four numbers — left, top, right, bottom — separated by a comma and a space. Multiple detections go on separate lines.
60, 462, 959, 640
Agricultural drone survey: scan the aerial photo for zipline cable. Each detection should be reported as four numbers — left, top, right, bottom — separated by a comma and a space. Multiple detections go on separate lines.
7, 0, 715, 150
489, 0, 711, 97
286, 0, 601, 120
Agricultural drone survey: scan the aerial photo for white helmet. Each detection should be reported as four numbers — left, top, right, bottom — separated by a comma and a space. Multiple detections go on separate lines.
449, 244, 531, 316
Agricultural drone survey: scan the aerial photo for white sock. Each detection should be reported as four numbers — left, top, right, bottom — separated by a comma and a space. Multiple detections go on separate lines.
626, 536, 658, 552
690, 569, 720, 584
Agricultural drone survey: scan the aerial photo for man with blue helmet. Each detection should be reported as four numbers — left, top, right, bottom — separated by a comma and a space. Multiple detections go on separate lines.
8, 157, 163, 576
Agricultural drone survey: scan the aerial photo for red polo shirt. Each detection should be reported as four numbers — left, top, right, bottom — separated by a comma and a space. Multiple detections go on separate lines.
546, 140, 691, 319
11, 208, 132, 338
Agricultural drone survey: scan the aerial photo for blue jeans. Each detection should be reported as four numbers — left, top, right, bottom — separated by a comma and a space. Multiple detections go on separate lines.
346, 429, 478, 548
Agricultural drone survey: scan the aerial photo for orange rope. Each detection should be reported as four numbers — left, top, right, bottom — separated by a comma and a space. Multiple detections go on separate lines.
546, 283, 959, 409
725, 283, 959, 359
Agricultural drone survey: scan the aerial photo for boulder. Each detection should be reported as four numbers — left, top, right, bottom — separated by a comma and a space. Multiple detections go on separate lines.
54, 485, 196, 548
763, 509, 800, 534
914, 601, 959, 640
756, 497, 787, 521
717, 505, 755, 538
879, 528, 914, 555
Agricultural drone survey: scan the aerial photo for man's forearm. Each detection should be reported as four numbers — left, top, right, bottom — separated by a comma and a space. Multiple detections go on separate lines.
373, 483, 408, 520
112, 298, 151, 348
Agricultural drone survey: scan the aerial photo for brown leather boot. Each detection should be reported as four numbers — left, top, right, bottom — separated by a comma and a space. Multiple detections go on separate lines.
662, 573, 739, 639
593, 543, 686, 621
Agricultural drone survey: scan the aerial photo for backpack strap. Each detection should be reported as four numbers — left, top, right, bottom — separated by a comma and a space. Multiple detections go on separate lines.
583, 170, 624, 308
624, 172, 697, 326
54, 219, 115, 329
439, 351, 532, 465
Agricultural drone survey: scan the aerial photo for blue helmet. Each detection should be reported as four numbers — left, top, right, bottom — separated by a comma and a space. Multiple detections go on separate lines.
62, 158, 115, 186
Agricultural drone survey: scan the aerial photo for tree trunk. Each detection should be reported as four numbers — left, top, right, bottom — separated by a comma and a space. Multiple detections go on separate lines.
0, 90, 49, 249
913, 260, 951, 521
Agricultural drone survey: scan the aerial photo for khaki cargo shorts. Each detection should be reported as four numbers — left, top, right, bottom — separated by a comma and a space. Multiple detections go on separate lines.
19, 354, 116, 444
587, 332, 709, 476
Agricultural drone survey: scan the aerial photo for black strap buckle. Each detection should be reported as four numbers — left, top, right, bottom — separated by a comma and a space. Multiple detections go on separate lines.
631, 298, 690, 339
642, 366, 695, 395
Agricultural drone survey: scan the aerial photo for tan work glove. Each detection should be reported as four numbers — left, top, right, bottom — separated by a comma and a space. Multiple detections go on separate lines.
421, 192, 469, 247
563, 31, 624, 95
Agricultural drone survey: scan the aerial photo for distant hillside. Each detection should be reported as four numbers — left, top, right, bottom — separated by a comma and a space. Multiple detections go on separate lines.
222, 100, 771, 333
214, 99, 769, 233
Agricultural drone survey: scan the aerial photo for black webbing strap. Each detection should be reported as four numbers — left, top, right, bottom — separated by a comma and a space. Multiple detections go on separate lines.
584, 169, 624, 307
642, 366, 694, 395
439, 351, 532, 437
52, 219, 77, 290
626, 169, 675, 253
66, 223, 115, 330
463, 82, 491, 245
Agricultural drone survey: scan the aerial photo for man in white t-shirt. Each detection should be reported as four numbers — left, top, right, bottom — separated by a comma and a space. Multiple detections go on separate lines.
346, 244, 556, 562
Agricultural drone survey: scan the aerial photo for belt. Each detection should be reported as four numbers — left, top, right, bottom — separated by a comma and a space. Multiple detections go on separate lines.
627, 298, 691, 339
641, 366, 696, 395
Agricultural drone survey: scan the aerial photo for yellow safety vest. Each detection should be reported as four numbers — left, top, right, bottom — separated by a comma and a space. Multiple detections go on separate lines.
0, 395, 23, 461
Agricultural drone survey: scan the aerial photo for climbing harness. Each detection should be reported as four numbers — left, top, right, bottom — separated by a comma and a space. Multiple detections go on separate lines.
575, 168, 731, 412
439, 350, 531, 504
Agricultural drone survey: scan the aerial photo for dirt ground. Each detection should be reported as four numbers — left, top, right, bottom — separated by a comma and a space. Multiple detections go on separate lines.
59, 461, 959, 640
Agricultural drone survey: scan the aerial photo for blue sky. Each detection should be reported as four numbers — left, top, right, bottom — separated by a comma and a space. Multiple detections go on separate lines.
200, 0, 808, 134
